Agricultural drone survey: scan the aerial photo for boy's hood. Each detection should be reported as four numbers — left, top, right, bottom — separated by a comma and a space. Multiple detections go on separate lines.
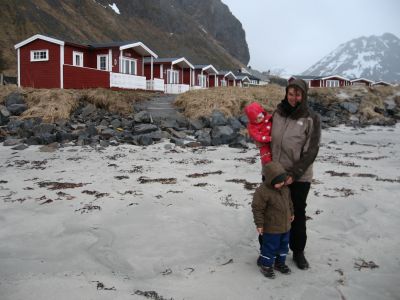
262, 162, 287, 187
244, 102, 266, 124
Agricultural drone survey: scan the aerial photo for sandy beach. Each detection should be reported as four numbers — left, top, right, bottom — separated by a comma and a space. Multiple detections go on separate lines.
0, 124, 399, 300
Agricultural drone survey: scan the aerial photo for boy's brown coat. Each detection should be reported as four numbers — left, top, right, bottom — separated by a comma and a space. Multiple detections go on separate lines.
251, 162, 294, 234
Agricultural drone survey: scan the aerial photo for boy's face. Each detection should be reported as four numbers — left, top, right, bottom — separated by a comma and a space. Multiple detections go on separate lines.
273, 182, 285, 189
256, 113, 264, 123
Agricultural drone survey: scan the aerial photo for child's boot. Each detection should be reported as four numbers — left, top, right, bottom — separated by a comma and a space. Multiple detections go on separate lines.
259, 265, 275, 279
274, 262, 291, 274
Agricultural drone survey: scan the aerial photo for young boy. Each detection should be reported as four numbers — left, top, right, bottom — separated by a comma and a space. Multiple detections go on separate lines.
251, 161, 294, 278
244, 102, 273, 165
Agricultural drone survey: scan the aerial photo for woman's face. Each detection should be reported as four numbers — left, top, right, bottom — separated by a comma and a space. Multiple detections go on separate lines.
287, 87, 303, 107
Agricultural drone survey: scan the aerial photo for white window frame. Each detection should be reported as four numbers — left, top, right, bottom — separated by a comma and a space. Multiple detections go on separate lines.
326, 80, 339, 87
30, 49, 49, 62
167, 69, 179, 84
221, 79, 227, 87
120, 57, 137, 75
97, 55, 109, 71
73, 51, 83, 67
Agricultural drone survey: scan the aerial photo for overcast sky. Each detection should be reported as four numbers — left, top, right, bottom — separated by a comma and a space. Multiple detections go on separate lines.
221, 0, 400, 76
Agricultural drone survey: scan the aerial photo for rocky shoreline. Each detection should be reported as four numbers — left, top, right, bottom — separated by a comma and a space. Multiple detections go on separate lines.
1, 91, 399, 151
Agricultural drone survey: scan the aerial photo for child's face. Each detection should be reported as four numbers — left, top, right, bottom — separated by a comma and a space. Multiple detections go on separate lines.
273, 182, 285, 189
256, 113, 264, 123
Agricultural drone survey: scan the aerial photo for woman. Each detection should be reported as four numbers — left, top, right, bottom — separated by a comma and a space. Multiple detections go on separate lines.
271, 79, 321, 270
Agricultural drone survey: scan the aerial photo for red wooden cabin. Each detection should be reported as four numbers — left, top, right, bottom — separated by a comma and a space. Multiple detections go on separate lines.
14, 34, 159, 90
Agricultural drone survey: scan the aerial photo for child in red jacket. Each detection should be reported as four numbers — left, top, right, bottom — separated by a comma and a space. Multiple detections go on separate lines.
244, 102, 273, 165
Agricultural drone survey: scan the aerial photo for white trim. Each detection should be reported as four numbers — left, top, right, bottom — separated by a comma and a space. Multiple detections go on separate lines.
160, 64, 163, 79
17, 48, 20, 87
150, 56, 154, 80
72, 51, 84, 67
108, 49, 113, 71
97, 54, 109, 71
200, 64, 218, 74
320, 75, 349, 81
14, 34, 65, 49
350, 78, 374, 84
223, 71, 237, 80
119, 42, 158, 58
60, 45, 64, 89
171, 57, 194, 69
30, 49, 49, 62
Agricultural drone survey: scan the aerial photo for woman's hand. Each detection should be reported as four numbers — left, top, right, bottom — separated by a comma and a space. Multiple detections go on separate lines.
257, 227, 263, 235
285, 176, 293, 185
290, 215, 295, 222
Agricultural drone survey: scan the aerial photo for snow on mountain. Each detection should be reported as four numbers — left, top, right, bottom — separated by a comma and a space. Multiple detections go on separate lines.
302, 33, 400, 82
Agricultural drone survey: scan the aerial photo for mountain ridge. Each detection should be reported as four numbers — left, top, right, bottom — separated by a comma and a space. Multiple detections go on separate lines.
0, 0, 250, 75
302, 33, 400, 82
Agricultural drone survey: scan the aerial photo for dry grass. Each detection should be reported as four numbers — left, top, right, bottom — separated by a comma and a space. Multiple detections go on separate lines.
0, 86, 155, 122
174, 85, 285, 119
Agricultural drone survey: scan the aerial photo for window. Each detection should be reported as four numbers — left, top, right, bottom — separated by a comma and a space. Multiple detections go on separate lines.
120, 57, 137, 75
198, 74, 207, 87
97, 55, 108, 71
73, 51, 83, 67
167, 69, 179, 84
31, 50, 49, 62
326, 80, 339, 87
221, 79, 227, 87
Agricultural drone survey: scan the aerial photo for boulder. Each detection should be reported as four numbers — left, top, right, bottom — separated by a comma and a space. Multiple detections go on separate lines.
210, 110, 227, 127
211, 125, 237, 145
7, 103, 28, 116
5, 92, 25, 107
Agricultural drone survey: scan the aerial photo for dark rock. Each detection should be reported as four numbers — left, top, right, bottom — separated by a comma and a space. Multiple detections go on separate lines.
134, 111, 152, 123
160, 119, 179, 129
36, 133, 57, 145
238, 115, 248, 126
3, 138, 22, 146
210, 110, 227, 127
56, 131, 76, 143
11, 144, 29, 151
133, 124, 159, 135
32, 123, 56, 136
0, 106, 10, 125
229, 135, 248, 149
227, 117, 244, 132
6, 119, 24, 134
5, 92, 25, 107
340, 102, 359, 114
211, 125, 237, 145
7, 103, 28, 116
85, 125, 98, 136
110, 119, 122, 129
166, 128, 186, 139
137, 135, 154, 146
195, 129, 212, 146
80, 103, 97, 119
188, 118, 205, 130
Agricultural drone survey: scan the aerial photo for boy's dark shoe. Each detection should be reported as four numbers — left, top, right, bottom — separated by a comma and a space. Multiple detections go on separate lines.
293, 252, 309, 270
259, 265, 275, 279
274, 262, 291, 274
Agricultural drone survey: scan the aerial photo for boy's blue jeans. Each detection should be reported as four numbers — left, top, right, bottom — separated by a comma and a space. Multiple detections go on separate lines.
259, 231, 290, 267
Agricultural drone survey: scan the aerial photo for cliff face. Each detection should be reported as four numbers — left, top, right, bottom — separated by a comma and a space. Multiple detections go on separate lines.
0, 0, 250, 74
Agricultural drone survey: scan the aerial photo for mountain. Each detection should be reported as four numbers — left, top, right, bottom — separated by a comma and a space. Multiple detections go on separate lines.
302, 33, 400, 82
0, 0, 249, 75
